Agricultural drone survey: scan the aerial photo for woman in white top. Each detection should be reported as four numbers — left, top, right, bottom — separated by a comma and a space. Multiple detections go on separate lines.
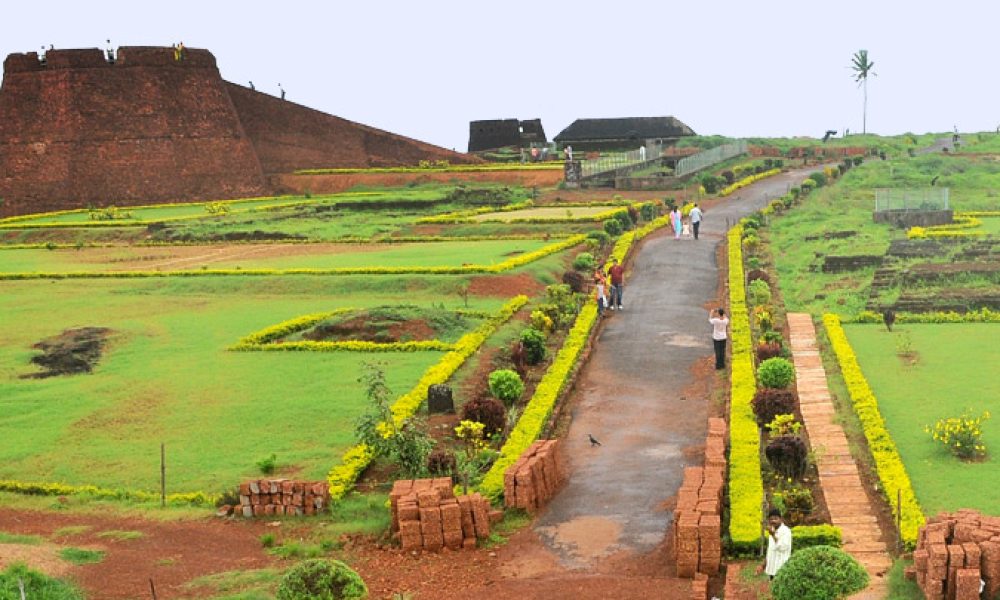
709, 308, 729, 370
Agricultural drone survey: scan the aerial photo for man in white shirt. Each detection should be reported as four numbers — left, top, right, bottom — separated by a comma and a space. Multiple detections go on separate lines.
765, 509, 793, 580
689, 204, 703, 240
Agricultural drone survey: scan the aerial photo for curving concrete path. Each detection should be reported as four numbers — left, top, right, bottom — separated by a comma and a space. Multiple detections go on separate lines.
533, 168, 823, 568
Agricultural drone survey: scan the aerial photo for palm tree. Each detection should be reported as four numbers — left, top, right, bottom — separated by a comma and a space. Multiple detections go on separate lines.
851, 50, 876, 135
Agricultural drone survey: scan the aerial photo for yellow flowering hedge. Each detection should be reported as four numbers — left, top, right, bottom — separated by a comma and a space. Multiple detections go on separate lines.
719, 168, 782, 197
294, 163, 565, 175
907, 214, 985, 239
0, 479, 218, 506
417, 201, 631, 224
849, 308, 1000, 324
727, 225, 765, 553
327, 295, 528, 500
822, 314, 925, 547
0, 235, 587, 281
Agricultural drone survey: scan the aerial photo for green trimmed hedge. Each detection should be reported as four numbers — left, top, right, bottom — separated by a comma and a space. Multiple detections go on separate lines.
791, 524, 843, 549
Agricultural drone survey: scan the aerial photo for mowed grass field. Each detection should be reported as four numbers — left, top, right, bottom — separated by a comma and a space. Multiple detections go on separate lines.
469, 206, 617, 221
0, 239, 554, 274
0, 275, 505, 494
843, 323, 1000, 515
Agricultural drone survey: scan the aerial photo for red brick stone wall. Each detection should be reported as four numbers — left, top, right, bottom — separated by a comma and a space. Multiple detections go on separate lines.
389, 478, 498, 552
674, 417, 727, 583
0, 46, 480, 217
225, 83, 478, 174
503, 439, 564, 512
910, 510, 1000, 600
0, 47, 267, 217
234, 479, 329, 517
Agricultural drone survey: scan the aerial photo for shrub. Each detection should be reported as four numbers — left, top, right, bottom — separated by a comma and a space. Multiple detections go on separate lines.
754, 306, 773, 331
426, 450, 456, 477
747, 279, 771, 305
603, 218, 622, 237
774, 159, 784, 168
853, 156, 863, 166
752, 388, 796, 425
572, 252, 596, 272
0, 563, 84, 599
791, 524, 842, 549
924, 410, 990, 460
746, 269, 770, 284
520, 327, 547, 365
461, 396, 506, 438
806, 171, 827, 187
700, 174, 724, 194
771, 546, 868, 600
256, 453, 277, 475
561, 270, 586, 293
766, 413, 802, 437
742, 233, 760, 251
758, 357, 794, 389
488, 369, 524, 406
639, 202, 656, 221
529, 310, 553, 333
586, 229, 611, 246
756, 341, 783, 362
614, 209, 633, 231
721, 170, 735, 184
766, 435, 808, 479
762, 330, 784, 345
276, 559, 368, 600
772, 485, 814, 524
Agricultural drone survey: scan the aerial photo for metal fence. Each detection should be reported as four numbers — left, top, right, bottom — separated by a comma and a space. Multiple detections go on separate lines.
580, 148, 650, 178
674, 140, 748, 177
874, 188, 950, 212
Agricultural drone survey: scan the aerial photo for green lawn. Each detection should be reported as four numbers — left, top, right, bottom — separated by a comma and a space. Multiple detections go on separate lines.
843, 323, 1000, 516
470, 206, 617, 222
0, 276, 506, 493
0, 239, 553, 274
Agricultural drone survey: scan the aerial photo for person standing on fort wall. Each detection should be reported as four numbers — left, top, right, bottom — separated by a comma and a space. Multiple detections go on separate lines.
174, 42, 185, 61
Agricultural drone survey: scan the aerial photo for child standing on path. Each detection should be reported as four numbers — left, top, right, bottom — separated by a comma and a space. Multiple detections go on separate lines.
593, 268, 607, 316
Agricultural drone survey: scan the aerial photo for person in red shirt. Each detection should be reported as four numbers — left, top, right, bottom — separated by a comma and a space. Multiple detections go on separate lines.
607, 258, 625, 310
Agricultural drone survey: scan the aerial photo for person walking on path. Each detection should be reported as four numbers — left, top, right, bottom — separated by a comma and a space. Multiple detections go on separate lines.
593, 268, 607, 316
607, 258, 624, 310
689, 204, 703, 240
710, 308, 729, 369
670, 206, 682, 240
764, 509, 793, 580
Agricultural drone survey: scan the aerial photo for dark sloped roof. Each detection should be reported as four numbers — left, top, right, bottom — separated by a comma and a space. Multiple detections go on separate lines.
554, 116, 695, 142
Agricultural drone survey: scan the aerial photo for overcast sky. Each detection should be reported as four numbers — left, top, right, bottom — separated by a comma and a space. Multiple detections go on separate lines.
2, 1, 996, 151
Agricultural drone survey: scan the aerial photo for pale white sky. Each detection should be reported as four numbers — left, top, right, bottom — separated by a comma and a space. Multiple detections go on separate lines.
2, 1, 996, 150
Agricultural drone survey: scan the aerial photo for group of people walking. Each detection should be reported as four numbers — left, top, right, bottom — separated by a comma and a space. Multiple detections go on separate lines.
668, 203, 704, 240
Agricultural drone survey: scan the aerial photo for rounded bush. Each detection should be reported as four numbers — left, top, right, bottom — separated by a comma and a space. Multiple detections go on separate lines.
586, 229, 611, 246
426, 450, 456, 477
771, 546, 868, 600
758, 357, 794, 389
572, 252, 596, 272
748, 279, 771, 306
639, 203, 656, 222
603, 218, 623, 237
561, 270, 586, 293
752, 388, 796, 425
520, 327, 547, 365
614, 210, 633, 231
276, 559, 368, 600
461, 396, 506, 438
488, 369, 524, 406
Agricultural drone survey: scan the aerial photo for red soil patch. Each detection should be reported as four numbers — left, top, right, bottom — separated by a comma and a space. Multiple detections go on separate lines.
274, 170, 564, 196
468, 272, 545, 297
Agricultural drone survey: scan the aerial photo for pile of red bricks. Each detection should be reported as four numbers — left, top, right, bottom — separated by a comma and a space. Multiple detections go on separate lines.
390, 478, 495, 552
674, 417, 727, 583
236, 479, 329, 517
909, 510, 1000, 600
503, 439, 564, 513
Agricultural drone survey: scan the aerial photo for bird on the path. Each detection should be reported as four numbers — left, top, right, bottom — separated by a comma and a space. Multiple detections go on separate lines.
588, 434, 602, 447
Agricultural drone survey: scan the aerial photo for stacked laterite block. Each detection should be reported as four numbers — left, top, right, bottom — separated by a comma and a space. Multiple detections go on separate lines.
503, 440, 564, 513
910, 510, 1000, 600
237, 479, 328, 517
389, 478, 493, 552
674, 418, 727, 582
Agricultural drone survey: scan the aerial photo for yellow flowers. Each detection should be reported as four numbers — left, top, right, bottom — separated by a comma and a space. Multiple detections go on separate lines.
719, 168, 781, 197
907, 214, 986, 239
455, 420, 488, 451
823, 314, 925, 548
924, 410, 990, 460
0, 479, 218, 506
727, 226, 765, 552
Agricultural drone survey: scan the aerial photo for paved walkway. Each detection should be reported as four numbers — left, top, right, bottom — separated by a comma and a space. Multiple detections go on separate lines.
787, 313, 892, 598
529, 169, 819, 569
